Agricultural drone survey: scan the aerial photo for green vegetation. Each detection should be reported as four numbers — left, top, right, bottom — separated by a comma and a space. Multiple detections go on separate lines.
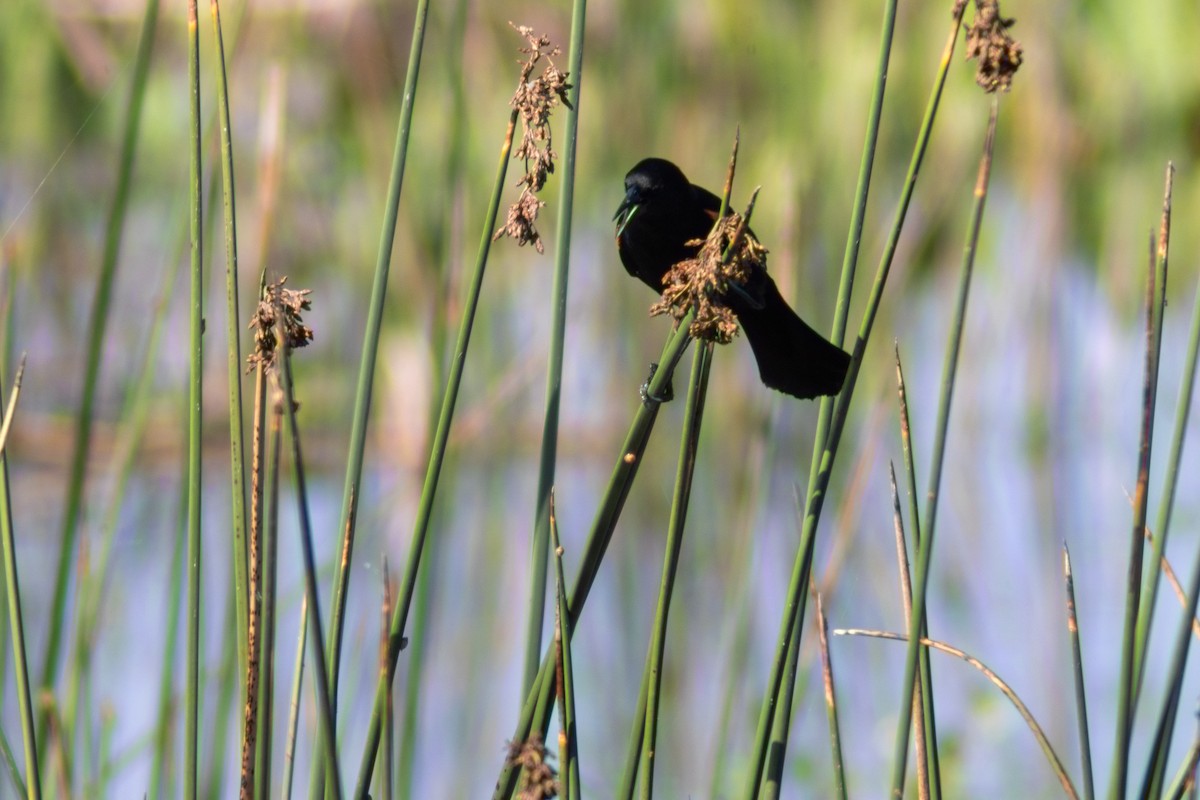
0, 0, 1197, 797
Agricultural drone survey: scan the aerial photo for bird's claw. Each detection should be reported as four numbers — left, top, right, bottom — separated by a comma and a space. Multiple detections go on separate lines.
639, 362, 675, 407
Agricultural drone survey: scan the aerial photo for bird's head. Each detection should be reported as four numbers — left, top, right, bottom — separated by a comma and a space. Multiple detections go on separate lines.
614, 158, 691, 237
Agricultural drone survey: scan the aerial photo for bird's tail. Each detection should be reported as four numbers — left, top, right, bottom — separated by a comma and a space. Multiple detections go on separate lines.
734, 278, 850, 400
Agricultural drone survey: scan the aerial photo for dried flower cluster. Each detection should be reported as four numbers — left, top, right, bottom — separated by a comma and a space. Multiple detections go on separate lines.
506, 735, 559, 800
651, 213, 768, 345
246, 277, 313, 373
493, 23, 573, 254
964, 0, 1023, 93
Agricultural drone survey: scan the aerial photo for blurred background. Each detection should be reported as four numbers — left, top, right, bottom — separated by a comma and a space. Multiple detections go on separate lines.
2, 0, 1200, 796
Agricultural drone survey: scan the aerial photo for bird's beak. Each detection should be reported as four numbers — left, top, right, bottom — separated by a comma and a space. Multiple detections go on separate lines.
614, 191, 639, 237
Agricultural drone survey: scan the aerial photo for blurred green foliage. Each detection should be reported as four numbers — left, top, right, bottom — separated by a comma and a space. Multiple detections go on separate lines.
4, 0, 1199, 419
2, 1, 1200, 796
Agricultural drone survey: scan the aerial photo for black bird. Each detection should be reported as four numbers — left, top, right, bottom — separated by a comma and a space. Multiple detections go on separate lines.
614, 157, 850, 399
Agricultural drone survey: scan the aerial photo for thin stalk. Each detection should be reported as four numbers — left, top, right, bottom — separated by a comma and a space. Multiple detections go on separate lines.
69, 189, 187, 784
149, 500, 187, 800
890, 98, 999, 797
204, 581, 240, 800
550, 495, 580, 800
1109, 232, 1165, 800
312, 495, 357, 800
796, 0, 899, 690
238, 375, 265, 800
888, 463, 929, 800
895, 347, 942, 796
210, 0, 250, 700
522, 0, 589, 701
706, 401, 782, 798
0, 729, 26, 798
1138, 165, 1198, 694
184, 0, 205, 796
0, 263, 10, 732
0, 360, 40, 799
281, 596, 308, 800
842, 629, 1078, 798
493, 315, 695, 800
1141, 349, 1200, 795
806, 0, 898, 481
41, 0, 159, 722
397, 0, 466, 790
829, 0, 895, 350
1063, 545, 1095, 800
640, 341, 713, 800
255, 364, 280, 800
353, 105, 520, 796
1140, 582, 1200, 797
327, 0, 430, 735
761, 578, 807, 800
1163, 740, 1199, 800
745, 8, 966, 794
396, 565, 429, 800
1142, 527, 1200, 640
617, 647, 652, 800
379, 562, 394, 800
276, 342, 343, 800
814, 590, 846, 800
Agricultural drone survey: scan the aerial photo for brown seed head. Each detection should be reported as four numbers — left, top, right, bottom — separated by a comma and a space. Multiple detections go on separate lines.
505, 735, 559, 800
964, 0, 1023, 94
493, 23, 573, 254
650, 213, 768, 345
246, 276, 314, 373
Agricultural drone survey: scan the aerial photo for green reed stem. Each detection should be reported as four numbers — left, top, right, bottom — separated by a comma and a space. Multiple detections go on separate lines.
522, 0, 589, 702
1062, 545, 1096, 800
379, 563, 394, 800
352, 101, 519, 796
184, 1, 204, 796
1137, 273, 1200, 796
1161, 741, 1199, 800
550, 498, 580, 800
888, 462, 930, 799
493, 315, 695, 800
618, 647, 652, 799
329, 0, 430, 683
41, 0, 160, 726
281, 594, 309, 800
804, 0, 897, 547
276, 343, 342, 800
640, 341, 712, 800
312, 2, 430, 794
0, 362, 38, 800
1139, 263, 1200, 797
895, 346, 942, 797
72, 187, 186, 788
210, 0, 250, 698
398, 0, 467, 791
149, 504, 186, 800
205, 584, 240, 800
890, 97, 998, 796
706, 401, 781, 798
745, 8, 965, 795
761, 578, 808, 800
0, 727, 25, 798
1109, 231, 1166, 800
1134, 165, 1182, 691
